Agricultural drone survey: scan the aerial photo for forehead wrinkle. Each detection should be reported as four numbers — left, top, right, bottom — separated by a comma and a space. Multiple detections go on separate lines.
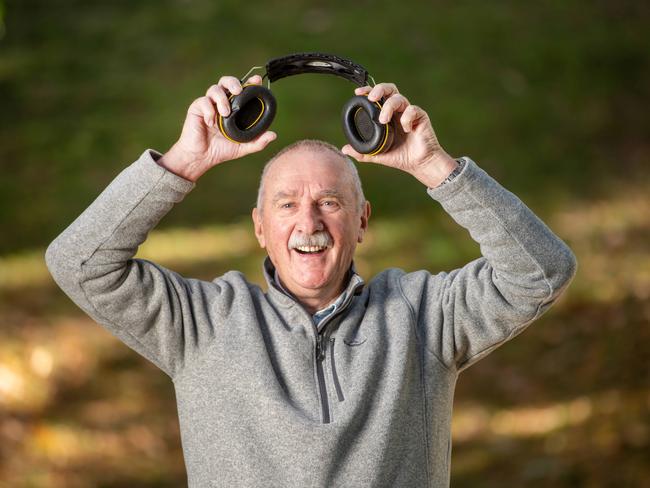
271, 188, 347, 205
318, 189, 348, 203
258, 142, 366, 212
270, 190, 297, 207
272, 190, 298, 200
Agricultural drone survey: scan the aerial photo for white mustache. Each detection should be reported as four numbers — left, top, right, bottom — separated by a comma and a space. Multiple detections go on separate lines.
288, 231, 333, 250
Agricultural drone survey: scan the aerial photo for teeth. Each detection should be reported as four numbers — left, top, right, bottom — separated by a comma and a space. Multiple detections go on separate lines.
296, 246, 326, 253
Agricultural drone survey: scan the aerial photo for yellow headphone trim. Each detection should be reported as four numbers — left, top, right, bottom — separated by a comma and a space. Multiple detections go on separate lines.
354, 96, 391, 156
218, 84, 266, 143
218, 87, 389, 152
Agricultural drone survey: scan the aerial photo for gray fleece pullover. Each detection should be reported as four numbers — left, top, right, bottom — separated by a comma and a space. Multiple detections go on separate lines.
45, 149, 577, 487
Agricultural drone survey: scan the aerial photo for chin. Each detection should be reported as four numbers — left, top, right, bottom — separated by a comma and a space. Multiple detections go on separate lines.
296, 277, 330, 291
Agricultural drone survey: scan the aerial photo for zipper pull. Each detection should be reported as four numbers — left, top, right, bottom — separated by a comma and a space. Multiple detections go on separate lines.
316, 335, 325, 361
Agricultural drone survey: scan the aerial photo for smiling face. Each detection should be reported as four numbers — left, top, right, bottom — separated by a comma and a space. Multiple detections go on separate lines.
252, 147, 370, 310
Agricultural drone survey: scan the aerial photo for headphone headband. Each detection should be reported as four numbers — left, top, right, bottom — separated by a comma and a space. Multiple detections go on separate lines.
223, 52, 392, 154
264, 52, 369, 86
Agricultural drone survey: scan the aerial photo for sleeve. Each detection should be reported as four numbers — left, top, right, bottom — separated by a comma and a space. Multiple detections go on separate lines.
45, 149, 232, 379
399, 157, 577, 373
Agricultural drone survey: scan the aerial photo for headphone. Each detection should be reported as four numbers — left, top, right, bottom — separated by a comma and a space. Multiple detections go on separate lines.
218, 52, 394, 156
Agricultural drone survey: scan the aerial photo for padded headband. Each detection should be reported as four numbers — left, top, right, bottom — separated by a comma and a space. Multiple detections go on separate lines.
263, 52, 370, 87
222, 52, 392, 155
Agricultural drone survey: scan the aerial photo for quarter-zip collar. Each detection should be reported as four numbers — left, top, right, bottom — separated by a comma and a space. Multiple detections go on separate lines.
273, 268, 346, 329
262, 256, 364, 318
263, 256, 364, 424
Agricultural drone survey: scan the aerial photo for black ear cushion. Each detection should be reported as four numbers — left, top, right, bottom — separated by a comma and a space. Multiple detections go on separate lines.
218, 85, 277, 143
341, 95, 394, 155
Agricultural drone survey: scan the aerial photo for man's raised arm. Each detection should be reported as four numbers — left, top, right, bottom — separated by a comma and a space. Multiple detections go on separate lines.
45, 75, 276, 378
342, 82, 577, 373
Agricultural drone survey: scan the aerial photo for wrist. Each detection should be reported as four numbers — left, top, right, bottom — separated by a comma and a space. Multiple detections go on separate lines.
409, 151, 459, 188
157, 144, 205, 182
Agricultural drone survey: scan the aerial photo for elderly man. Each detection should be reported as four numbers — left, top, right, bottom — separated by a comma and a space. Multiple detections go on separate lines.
46, 74, 576, 487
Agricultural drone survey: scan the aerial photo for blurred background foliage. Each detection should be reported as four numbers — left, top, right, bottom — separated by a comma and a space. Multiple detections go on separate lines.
0, 0, 648, 486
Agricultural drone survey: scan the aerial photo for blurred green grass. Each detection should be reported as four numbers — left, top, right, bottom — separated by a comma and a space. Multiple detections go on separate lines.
1, 0, 648, 253
1, 0, 649, 487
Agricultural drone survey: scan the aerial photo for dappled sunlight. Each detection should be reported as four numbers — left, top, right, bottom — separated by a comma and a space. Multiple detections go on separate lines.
0, 212, 470, 292
0, 250, 52, 291
1, 173, 648, 485
1, 317, 184, 486
136, 222, 258, 266
26, 422, 168, 467
1, 0, 648, 483
8, 173, 647, 299
453, 396, 593, 441
2, 419, 183, 487
0, 222, 259, 291
553, 183, 650, 304
451, 389, 649, 482
1, 317, 115, 413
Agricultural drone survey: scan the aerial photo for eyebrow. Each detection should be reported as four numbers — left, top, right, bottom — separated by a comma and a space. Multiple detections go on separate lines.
271, 189, 345, 205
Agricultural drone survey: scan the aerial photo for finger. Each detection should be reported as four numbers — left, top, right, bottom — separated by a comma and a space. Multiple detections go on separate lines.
243, 74, 263, 86
399, 104, 429, 133
206, 84, 232, 117
378, 94, 410, 124
341, 144, 373, 163
368, 82, 399, 102
218, 75, 243, 95
239, 131, 277, 155
354, 85, 372, 96
188, 96, 217, 127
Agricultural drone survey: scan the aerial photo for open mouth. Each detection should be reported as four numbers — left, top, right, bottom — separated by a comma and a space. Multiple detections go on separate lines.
293, 245, 328, 255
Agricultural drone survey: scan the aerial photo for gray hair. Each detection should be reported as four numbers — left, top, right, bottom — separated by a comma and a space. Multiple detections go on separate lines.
256, 139, 366, 213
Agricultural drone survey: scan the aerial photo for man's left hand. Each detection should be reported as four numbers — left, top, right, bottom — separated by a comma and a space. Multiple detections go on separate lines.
341, 83, 459, 188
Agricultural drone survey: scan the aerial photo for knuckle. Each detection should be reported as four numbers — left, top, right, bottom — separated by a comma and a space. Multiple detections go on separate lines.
223, 76, 241, 89
387, 96, 404, 108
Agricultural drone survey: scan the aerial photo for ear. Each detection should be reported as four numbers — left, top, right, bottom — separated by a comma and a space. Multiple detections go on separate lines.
357, 201, 371, 243
252, 207, 266, 248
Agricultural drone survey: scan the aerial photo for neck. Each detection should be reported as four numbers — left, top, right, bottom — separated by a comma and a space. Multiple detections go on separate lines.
283, 280, 345, 315
274, 271, 347, 315
296, 290, 342, 315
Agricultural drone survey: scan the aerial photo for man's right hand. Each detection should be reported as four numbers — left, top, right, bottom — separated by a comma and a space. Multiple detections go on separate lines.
158, 75, 277, 182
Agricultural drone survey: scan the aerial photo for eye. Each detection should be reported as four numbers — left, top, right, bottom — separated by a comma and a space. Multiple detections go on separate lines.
279, 202, 294, 209
321, 200, 339, 208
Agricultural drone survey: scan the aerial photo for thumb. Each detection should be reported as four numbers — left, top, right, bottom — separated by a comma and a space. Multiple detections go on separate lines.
241, 131, 277, 155
341, 144, 374, 163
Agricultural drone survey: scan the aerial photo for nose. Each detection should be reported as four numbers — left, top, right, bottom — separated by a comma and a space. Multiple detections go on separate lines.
295, 203, 324, 235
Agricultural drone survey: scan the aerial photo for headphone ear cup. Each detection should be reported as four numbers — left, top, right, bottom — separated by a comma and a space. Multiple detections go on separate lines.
341, 95, 394, 155
218, 85, 277, 143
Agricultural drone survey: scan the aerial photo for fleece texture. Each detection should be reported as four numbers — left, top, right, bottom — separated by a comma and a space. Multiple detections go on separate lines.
46, 150, 576, 487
